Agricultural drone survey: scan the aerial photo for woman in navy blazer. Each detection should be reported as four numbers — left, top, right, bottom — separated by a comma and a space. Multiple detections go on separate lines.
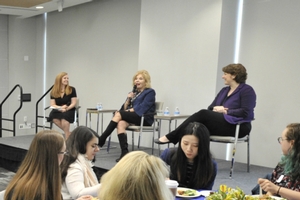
99, 70, 156, 162
155, 63, 256, 144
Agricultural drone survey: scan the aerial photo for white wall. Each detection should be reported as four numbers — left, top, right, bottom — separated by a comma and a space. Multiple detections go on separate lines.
0, 15, 9, 130
237, 0, 300, 166
138, 0, 222, 147
3, 0, 300, 168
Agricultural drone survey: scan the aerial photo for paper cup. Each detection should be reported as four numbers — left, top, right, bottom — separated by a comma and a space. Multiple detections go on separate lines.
165, 180, 179, 198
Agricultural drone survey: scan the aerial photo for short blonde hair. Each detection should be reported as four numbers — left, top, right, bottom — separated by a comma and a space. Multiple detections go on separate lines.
98, 151, 173, 200
132, 70, 151, 88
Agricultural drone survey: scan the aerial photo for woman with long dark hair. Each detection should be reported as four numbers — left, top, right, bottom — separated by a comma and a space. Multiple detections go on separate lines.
60, 126, 101, 199
160, 122, 217, 189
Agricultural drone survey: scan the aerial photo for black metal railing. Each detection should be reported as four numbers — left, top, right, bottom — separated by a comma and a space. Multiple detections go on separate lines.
0, 84, 23, 137
35, 85, 53, 133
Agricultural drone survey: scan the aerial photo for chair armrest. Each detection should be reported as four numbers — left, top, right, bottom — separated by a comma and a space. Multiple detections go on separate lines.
44, 106, 50, 110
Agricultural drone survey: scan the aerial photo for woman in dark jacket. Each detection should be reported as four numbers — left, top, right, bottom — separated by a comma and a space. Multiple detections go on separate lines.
98, 70, 155, 162
155, 63, 256, 145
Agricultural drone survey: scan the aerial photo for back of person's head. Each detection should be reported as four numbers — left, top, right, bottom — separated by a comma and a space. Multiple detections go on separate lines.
132, 70, 152, 88
4, 130, 64, 200
99, 151, 174, 200
174, 122, 214, 189
222, 63, 247, 83
60, 126, 99, 181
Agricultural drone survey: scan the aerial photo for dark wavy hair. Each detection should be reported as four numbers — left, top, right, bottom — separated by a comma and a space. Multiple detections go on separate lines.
170, 122, 214, 189
279, 123, 300, 181
60, 126, 99, 182
222, 63, 247, 83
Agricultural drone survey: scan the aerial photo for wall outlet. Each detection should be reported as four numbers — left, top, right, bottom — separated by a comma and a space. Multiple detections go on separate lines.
19, 123, 33, 129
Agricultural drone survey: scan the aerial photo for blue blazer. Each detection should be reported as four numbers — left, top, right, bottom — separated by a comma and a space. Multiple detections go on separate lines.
122, 88, 156, 125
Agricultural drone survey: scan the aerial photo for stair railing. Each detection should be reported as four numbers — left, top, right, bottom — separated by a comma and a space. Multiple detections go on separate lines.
0, 84, 23, 137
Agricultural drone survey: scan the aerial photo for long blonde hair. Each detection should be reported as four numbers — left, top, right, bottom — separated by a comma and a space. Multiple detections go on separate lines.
50, 72, 72, 98
99, 151, 174, 200
4, 130, 64, 200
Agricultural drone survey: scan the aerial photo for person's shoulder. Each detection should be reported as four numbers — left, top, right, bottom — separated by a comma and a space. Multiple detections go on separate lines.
69, 161, 83, 170
144, 88, 156, 94
239, 83, 256, 93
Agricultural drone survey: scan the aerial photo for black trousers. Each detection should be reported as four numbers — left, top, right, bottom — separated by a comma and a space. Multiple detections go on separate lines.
166, 109, 251, 144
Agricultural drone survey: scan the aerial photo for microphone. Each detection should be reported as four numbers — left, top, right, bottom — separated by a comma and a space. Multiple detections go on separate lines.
132, 85, 137, 93
128, 85, 137, 102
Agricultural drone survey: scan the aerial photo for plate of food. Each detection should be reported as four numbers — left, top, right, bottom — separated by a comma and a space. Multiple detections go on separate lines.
245, 195, 286, 200
176, 187, 200, 198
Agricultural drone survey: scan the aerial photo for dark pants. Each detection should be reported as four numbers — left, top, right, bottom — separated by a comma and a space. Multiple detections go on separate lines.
166, 109, 251, 144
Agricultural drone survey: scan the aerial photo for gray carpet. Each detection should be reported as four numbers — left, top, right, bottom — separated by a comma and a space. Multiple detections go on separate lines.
0, 142, 273, 194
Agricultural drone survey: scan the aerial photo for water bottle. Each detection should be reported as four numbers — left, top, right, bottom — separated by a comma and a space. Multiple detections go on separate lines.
96, 102, 103, 111
163, 107, 170, 116
174, 107, 180, 116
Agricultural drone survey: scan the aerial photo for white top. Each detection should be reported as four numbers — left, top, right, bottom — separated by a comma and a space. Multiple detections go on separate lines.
61, 161, 101, 199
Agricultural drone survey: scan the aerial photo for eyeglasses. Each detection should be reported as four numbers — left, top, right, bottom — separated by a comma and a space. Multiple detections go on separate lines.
277, 137, 288, 144
58, 151, 69, 155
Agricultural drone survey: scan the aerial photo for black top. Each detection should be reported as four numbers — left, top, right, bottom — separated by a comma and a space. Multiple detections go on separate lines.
48, 86, 77, 123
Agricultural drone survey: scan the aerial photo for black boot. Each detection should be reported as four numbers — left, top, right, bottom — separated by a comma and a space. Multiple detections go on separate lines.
116, 133, 129, 162
98, 121, 117, 147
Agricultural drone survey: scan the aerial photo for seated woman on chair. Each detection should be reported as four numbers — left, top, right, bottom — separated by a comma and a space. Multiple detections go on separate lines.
258, 123, 300, 199
160, 122, 217, 190
155, 63, 256, 145
98, 70, 156, 162
48, 72, 77, 140
60, 126, 101, 199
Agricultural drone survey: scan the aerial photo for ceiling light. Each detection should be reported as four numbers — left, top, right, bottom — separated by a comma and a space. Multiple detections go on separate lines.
36, 6, 44, 9
58, 0, 64, 12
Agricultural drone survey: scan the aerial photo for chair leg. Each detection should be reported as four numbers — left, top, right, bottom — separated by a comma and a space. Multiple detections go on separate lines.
106, 135, 111, 153
229, 124, 240, 178
247, 137, 250, 172
132, 131, 134, 151
229, 147, 236, 179
138, 131, 141, 149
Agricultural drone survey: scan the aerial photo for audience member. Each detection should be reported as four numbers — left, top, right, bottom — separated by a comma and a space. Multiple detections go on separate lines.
155, 63, 256, 144
160, 122, 217, 190
258, 123, 300, 198
3, 130, 91, 200
98, 70, 156, 162
98, 151, 174, 200
48, 72, 77, 139
60, 126, 101, 199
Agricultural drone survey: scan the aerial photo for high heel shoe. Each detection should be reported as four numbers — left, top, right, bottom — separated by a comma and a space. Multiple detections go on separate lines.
154, 138, 171, 144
